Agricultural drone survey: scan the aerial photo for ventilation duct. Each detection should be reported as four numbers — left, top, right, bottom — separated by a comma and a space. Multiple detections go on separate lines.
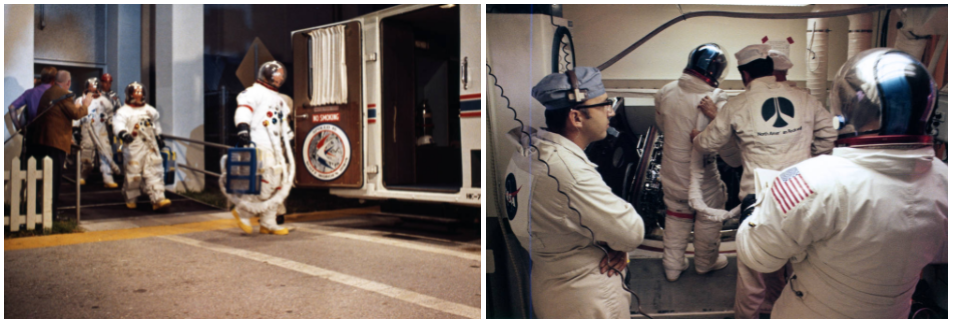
805, 5, 832, 105
846, 6, 874, 60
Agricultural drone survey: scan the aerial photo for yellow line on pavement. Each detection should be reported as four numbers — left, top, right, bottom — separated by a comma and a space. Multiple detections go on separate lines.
4, 206, 381, 251
4, 219, 239, 251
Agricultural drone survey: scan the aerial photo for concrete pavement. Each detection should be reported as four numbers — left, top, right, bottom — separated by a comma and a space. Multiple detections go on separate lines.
4, 208, 481, 319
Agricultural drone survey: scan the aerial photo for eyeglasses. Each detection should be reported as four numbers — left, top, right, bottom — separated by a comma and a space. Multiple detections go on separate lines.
573, 97, 619, 116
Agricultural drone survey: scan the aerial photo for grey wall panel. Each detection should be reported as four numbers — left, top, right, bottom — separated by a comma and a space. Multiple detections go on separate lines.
107, 4, 141, 92
34, 4, 106, 65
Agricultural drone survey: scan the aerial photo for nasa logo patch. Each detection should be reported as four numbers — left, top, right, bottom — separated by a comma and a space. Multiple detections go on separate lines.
303, 123, 351, 181
504, 173, 521, 220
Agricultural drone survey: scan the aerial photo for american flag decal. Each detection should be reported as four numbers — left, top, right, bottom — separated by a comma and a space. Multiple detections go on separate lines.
771, 167, 814, 214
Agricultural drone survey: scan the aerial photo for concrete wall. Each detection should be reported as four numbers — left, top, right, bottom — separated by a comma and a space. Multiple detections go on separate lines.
107, 4, 141, 94
564, 4, 853, 83
4, 4, 34, 137
4, 4, 35, 201
33, 4, 107, 66
155, 4, 205, 192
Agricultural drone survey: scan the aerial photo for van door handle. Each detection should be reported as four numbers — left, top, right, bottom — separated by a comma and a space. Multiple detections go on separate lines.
460, 57, 469, 90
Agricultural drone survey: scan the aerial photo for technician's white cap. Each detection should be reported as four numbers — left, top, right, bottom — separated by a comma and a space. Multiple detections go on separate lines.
735, 44, 771, 66
769, 50, 793, 71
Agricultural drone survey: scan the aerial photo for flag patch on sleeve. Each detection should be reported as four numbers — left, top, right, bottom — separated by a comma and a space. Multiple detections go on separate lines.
771, 167, 813, 214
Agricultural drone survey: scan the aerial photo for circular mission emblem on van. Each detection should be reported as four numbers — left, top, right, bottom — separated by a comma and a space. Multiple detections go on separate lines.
303, 124, 351, 181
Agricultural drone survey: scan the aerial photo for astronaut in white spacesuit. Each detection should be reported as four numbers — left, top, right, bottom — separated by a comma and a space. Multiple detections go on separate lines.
99, 73, 123, 112
74, 78, 120, 188
736, 48, 947, 319
113, 82, 171, 210
655, 43, 734, 282
225, 61, 295, 235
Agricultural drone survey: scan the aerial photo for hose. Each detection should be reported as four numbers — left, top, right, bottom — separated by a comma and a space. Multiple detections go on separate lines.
84, 117, 121, 174
551, 26, 576, 73
596, 4, 947, 71
219, 121, 296, 216
486, 56, 530, 318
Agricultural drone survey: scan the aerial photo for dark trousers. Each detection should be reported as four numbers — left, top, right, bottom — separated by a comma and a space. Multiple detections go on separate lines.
23, 144, 67, 217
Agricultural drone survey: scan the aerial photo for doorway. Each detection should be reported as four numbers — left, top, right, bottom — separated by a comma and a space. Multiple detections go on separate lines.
381, 6, 462, 192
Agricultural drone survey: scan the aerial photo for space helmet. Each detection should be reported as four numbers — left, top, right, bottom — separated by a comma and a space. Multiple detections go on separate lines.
84, 77, 99, 95
684, 43, 728, 87
125, 82, 145, 105
829, 48, 937, 148
257, 61, 287, 89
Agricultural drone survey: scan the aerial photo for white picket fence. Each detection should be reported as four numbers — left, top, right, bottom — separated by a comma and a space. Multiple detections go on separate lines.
4, 156, 54, 231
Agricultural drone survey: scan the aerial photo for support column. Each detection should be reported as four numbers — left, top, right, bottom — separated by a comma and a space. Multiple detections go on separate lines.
155, 4, 205, 192
107, 4, 142, 94
4, 4, 35, 202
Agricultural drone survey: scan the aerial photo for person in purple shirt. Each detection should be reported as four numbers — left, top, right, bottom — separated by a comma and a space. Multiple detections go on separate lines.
9, 66, 57, 130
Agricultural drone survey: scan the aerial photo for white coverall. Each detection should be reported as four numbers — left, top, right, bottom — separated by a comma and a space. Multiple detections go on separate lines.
504, 126, 644, 319
693, 76, 837, 200
113, 103, 167, 204
75, 94, 119, 184
737, 147, 947, 318
693, 75, 837, 319
228, 82, 295, 231
654, 74, 736, 276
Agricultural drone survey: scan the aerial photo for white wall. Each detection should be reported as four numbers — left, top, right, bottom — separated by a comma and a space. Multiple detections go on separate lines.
564, 4, 852, 83
156, 4, 205, 192
4, 4, 35, 179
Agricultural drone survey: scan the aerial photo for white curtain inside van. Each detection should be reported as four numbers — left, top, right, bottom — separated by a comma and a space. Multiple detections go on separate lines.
308, 24, 348, 106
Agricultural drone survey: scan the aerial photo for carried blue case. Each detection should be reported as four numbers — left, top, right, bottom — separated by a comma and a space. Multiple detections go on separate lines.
225, 142, 261, 194
160, 147, 176, 185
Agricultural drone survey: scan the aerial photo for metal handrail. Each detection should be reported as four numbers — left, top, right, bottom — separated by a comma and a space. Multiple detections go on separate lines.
57, 136, 231, 225
162, 134, 231, 149
159, 135, 226, 177
75, 144, 80, 222
160, 135, 230, 211
177, 163, 221, 177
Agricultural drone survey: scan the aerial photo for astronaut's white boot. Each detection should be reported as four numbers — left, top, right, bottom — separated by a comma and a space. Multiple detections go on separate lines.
663, 215, 694, 282
259, 211, 288, 235
694, 217, 729, 274
232, 209, 254, 234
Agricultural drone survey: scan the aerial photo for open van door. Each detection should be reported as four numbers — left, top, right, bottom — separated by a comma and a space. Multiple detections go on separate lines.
380, 5, 464, 193
459, 4, 481, 193
292, 21, 364, 188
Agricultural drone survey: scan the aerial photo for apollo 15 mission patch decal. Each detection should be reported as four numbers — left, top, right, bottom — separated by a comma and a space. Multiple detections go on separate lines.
303, 124, 351, 181
505, 173, 521, 220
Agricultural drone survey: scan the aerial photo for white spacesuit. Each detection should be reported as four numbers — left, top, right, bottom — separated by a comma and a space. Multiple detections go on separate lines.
737, 48, 947, 319
74, 78, 120, 187
113, 82, 171, 210
223, 61, 295, 235
655, 43, 738, 282
739, 148, 947, 319
655, 74, 732, 281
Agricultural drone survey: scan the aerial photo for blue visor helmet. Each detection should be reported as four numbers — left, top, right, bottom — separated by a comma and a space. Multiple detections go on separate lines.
830, 48, 937, 147
684, 43, 728, 87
